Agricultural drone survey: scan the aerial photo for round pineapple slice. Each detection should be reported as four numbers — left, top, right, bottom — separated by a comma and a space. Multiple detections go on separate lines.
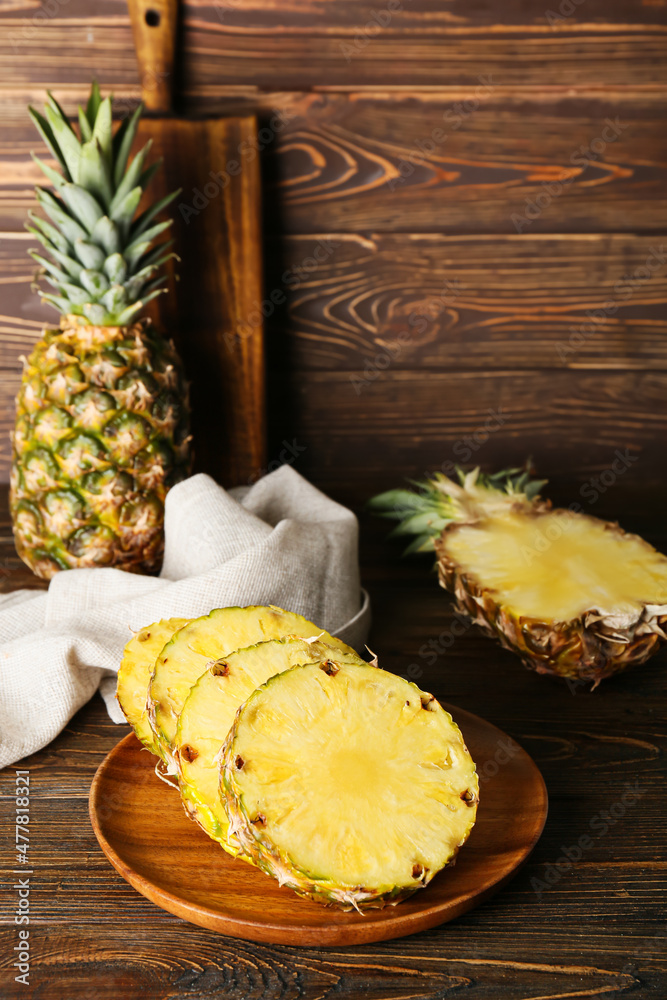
148, 605, 355, 766
221, 661, 479, 910
116, 617, 190, 754
176, 636, 367, 853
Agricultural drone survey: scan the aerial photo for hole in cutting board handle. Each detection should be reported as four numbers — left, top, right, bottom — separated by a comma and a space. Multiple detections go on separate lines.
145, 8, 160, 26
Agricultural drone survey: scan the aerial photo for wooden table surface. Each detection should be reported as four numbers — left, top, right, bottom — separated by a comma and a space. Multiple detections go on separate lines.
1, 486, 665, 1000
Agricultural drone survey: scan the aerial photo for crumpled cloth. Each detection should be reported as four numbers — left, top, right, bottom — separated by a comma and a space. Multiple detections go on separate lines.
0, 467, 370, 768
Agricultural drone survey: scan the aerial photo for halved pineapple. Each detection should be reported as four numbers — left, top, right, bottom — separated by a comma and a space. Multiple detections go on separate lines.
221, 660, 479, 910
176, 635, 367, 852
148, 605, 356, 766
116, 617, 190, 754
438, 506, 667, 685
371, 467, 667, 685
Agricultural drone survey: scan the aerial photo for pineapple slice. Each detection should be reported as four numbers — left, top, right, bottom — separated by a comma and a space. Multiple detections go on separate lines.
221, 660, 479, 910
148, 605, 355, 766
116, 617, 190, 754
176, 636, 367, 853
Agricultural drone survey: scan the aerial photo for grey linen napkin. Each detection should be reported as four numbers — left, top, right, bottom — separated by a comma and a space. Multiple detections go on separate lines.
0, 467, 370, 768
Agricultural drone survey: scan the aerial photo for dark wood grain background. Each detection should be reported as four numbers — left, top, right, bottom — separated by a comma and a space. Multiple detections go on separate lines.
1, 2, 666, 998
0, 0, 666, 514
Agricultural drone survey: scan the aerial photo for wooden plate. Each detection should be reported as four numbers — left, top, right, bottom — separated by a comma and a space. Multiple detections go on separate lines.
89, 705, 547, 946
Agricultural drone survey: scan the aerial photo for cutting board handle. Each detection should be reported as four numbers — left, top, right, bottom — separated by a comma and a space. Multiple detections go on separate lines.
127, 0, 179, 113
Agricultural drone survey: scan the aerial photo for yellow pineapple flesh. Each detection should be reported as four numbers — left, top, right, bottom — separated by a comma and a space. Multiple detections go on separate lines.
116, 617, 191, 754
221, 660, 479, 910
176, 635, 367, 851
443, 508, 667, 623
148, 605, 357, 768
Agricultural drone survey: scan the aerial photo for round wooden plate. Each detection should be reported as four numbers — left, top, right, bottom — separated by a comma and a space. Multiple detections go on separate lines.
89, 705, 547, 946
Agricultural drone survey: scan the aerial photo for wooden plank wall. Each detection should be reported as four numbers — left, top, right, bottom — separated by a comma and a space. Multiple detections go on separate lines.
0, 1, 666, 518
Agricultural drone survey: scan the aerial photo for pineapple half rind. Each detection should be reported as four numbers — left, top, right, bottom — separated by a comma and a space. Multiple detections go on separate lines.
175, 635, 367, 853
220, 660, 479, 910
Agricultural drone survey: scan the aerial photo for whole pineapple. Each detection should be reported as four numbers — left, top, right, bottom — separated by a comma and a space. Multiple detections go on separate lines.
11, 83, 191, 580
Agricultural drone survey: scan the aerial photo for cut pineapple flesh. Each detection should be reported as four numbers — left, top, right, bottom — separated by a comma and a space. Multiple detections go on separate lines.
176, 636, 367, 851
443, 510, 667, 623
149, 605, 355, 763
221, 661, 478, 909
116, 617, 190, 754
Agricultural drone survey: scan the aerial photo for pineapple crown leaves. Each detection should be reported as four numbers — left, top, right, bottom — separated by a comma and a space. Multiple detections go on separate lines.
26, 81, 181, 327
368, 463, 548, 555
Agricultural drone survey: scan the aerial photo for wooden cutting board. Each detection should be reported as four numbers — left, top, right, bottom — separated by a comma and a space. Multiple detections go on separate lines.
127, 0, 265, 487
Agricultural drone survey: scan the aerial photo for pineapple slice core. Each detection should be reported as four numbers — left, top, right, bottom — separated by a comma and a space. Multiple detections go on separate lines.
176, 636, 366, 849
225, 663, 478, 893
443, 510, 667, 622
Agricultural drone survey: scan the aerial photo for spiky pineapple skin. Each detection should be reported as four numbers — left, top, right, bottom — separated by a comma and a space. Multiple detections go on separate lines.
11, 317, 190, 579
436, 511, 667, 687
